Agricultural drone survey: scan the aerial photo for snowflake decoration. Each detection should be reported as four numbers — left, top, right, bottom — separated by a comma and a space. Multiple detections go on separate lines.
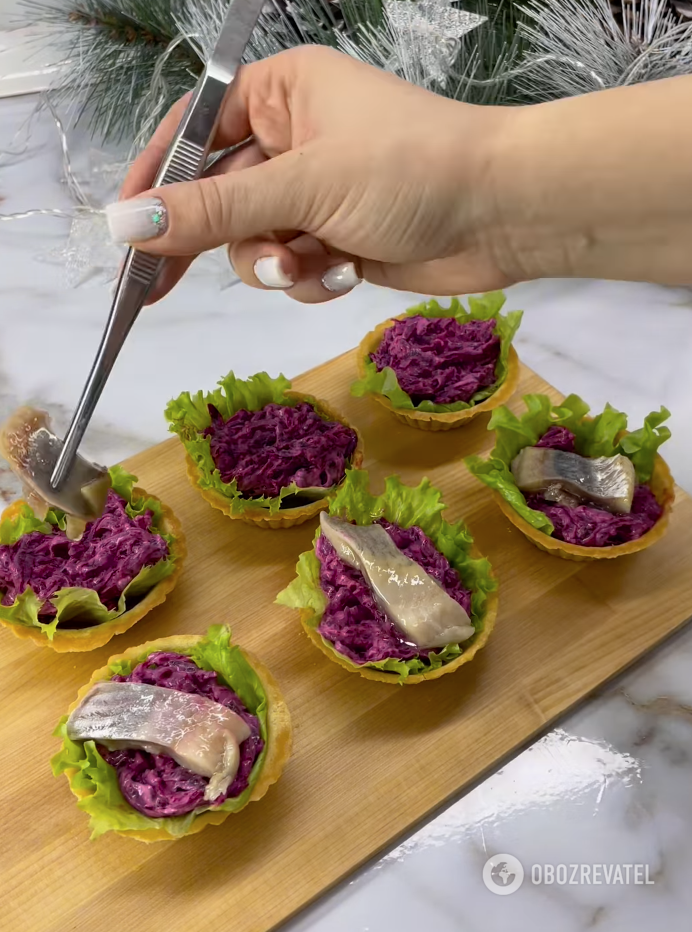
383, 0, 486, 87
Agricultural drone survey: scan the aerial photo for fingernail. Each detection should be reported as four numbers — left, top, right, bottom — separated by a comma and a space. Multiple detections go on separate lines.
254, 256, 293, 289
322, 261, 361, 293
105, 197, 168, 244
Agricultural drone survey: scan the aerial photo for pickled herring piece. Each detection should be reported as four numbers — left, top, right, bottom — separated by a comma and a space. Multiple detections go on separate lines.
319, 513, 475, 649
67, 681, 252, 802
511, 446, 636, 515
0, 407, 110, 536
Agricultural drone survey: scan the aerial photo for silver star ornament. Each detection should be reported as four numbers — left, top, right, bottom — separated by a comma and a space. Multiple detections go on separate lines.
384, 0, 487, 87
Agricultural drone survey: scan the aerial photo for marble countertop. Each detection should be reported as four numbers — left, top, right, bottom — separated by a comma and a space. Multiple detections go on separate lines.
2, 88, 692, 932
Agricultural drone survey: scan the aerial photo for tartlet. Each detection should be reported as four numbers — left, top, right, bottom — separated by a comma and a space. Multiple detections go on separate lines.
277, 469, 498, 684
352, 291, 522, 431
166, 371, 364, 529
466, 393, 674, 562
0, 466, 185, 651
52, 625, 292, 842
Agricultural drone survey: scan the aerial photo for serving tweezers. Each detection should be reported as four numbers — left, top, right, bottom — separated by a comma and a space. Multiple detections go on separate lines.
49, 0, 265, 491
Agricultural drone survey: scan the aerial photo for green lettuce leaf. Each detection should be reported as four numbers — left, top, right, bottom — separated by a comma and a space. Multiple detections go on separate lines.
0, 503, 53, 544
618, 407, 671, 482
276, 468, 496, 682
0, 465, 177, 638
351, 291, 523, 412
51, 625, 268, 840
465, 394, 671, 536
165, 370, 354, 516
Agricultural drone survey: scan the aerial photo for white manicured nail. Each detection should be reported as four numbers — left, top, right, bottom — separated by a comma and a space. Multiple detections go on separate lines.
322, 261, 361, 293
106, 197, 168, 244
254, 256, 293, 289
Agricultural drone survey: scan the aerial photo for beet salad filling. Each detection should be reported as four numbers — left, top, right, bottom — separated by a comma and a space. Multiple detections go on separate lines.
0, 489, 168, 620
104, 652, 264, 818
204, 401, 358, 499
526, 426, 662, 547
316, 520, 473, 665
371, 316, 501, 406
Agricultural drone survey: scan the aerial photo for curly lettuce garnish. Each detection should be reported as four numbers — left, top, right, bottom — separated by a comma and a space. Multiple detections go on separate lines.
465, 394, 671, 535
276, 469, 496, 681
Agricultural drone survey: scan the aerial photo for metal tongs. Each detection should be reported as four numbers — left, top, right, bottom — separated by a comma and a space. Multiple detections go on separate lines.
49, 0, 265, 494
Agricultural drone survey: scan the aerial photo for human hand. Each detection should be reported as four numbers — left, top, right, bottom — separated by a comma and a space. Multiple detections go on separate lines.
108, 46, 517, 304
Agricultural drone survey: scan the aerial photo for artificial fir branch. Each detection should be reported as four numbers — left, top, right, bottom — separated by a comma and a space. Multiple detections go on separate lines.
517, 0, 692, 101
23, 0, 202, 143
20, 0, 692, 148
66, 9, 171, 47
451, 0, 530, 104
611, 0, 692, 23
22, 0, 531, 144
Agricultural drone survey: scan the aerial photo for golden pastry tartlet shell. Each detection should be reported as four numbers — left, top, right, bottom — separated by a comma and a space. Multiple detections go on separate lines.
356, 316, 520, 431
185, 391, 364, 528
0, 489, 186, 652
59, 633, 292, 842
299, 541, 498, 684
494, 452, 675, 562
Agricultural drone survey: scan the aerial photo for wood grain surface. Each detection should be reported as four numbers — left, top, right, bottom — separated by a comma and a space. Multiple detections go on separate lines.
3, 351, 692, 932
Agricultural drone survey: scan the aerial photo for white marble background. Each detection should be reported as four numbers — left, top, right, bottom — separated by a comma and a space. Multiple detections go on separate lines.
2, 78, 692, 932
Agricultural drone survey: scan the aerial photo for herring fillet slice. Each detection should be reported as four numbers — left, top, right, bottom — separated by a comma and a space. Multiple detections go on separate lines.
319, 513, 475, 649
0, 406, 110, 537
510, 447, 636, 514
66, 682, 252, 802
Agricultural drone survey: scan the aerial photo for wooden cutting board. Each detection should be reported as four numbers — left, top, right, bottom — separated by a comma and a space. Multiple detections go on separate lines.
3, 351, 692, 932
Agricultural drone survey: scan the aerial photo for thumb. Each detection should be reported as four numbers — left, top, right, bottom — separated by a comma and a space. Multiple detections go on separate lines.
106, 150, 314, 256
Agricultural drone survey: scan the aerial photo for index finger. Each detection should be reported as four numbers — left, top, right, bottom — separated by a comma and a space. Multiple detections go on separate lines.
120, 59, 259, 201
120, 92, 192, 200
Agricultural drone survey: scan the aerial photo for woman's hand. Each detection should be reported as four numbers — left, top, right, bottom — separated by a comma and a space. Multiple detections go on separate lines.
113, 46, 692, 300
109, 46, 516, 304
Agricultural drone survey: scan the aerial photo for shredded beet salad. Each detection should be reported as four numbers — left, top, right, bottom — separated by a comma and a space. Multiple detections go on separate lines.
0, 489, 168, 618
526, 427, 662, 547
204, 401, 358, 499
105, 652, 264, 819
316, 520, 473, 665
371, 316, 501, 406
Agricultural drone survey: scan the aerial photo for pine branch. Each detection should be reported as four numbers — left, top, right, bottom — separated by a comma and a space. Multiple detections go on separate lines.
449, 0, 532, 104
22, 0, 530, 145
22, 0, 202, 143
516, 0, 692, 101
341, 0, 385, 32
65, 9, 173, 47
26, 0, 185, 45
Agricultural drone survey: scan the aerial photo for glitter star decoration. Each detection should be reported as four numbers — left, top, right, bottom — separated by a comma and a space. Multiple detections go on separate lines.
383, 0, 487, 87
